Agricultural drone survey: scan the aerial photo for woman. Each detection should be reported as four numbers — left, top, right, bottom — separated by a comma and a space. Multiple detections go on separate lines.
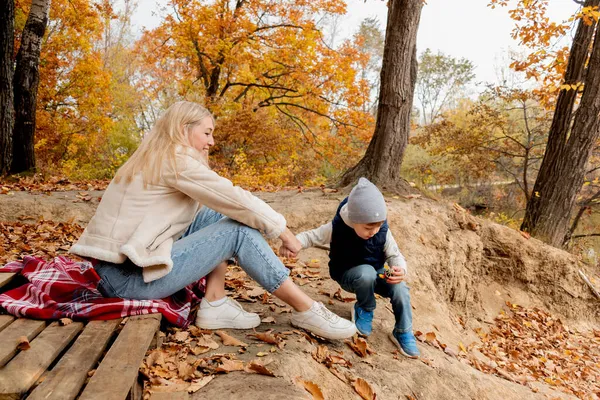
69, 101, 355, 340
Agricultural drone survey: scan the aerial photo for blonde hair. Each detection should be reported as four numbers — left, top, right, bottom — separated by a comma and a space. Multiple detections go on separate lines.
115, 101, 215, 185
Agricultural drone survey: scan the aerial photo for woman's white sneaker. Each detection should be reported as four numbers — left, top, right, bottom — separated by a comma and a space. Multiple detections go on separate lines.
290, 301, 356, 340
195, 297, 261, 329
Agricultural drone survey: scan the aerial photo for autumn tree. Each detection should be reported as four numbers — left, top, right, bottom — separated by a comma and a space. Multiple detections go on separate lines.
0, 0, 14, 175
21, 0, 140, 179
502, 0, 600, 246
412, 87, 550, 202
416, 49, 475, 125
11, 0, 51, 173
340, 0, 424, 190
136, 0, 375, 186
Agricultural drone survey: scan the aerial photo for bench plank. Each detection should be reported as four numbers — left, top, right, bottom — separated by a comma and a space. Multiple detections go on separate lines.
0, 318, 46, 367
27, 319, 121, 400
0, 315, 15, 333
79, 314, 161, 400
0, 321, 83, 400
0, 273, 15, 289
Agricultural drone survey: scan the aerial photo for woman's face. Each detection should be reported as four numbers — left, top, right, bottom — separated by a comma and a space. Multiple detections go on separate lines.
188, 116, 215, 157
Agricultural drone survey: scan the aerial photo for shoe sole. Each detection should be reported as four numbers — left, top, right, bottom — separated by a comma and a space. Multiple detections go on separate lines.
195, 317, 261, 330
388, 332, 419, 359
351, 306, 371, 337
290, 320, 356, 340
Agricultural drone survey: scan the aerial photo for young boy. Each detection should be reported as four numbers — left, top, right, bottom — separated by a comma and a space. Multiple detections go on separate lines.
282, 178, 419, 358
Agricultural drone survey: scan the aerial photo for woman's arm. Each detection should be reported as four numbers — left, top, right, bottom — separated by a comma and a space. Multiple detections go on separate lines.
165, 154, 286, 238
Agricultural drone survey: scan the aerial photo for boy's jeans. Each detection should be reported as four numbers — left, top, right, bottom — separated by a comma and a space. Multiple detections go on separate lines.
95, 207, 290, 300
338, 264, 413, 333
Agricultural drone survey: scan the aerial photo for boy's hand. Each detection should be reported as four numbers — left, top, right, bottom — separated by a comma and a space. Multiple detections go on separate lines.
386, 266, 405, 284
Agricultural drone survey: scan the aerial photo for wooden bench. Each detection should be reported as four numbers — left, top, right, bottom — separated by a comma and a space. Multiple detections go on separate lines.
0, 273, 162, 400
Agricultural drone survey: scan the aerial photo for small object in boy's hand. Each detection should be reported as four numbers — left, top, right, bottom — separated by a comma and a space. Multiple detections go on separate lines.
378, 265, 393, 279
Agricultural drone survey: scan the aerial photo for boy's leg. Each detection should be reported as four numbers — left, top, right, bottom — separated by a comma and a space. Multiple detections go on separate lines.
375, 280, 419, 358
339, 264, 377, 336
374, 280, 413, 332
339, 264, 378, 311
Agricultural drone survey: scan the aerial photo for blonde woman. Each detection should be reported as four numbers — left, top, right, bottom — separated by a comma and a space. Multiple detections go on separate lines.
70, 101, 355, 340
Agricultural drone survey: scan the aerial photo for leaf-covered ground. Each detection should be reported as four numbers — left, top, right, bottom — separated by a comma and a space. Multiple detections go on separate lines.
137, 260, 600, 400
1, 185, 599, 399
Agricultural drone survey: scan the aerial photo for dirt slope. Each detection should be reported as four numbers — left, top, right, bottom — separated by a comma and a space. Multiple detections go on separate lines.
1, 188, 598, 399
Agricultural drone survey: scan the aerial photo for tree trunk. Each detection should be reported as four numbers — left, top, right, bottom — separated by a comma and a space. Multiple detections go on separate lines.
0, 0, 14, 175
521, 1, 600, 246
339, 0, 423, 191
11, 0, 50, 174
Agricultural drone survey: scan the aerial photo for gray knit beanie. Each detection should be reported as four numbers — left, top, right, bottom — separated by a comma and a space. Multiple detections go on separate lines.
347, 177, 387, 224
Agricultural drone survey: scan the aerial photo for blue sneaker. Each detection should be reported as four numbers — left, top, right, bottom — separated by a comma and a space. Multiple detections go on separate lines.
389, 330, 420, 358
351, 303, 373, 336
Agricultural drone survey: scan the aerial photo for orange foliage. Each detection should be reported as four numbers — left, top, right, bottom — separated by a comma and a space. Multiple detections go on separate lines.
14, 0, 375, 185
136, 0, 375, 186
489, 0, 599, 108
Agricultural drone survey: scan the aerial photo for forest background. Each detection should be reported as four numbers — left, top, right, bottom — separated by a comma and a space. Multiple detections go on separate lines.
2, 0, 600, 259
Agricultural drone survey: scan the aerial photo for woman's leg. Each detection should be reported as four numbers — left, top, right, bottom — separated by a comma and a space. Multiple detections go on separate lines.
96, 214, 355, 339
203, 261, 227, 302
272, 279, 313, 311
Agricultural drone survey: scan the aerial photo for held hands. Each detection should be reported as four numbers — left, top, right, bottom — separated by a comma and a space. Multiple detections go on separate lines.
278, 228, 302, 258
385, 266, 405, 285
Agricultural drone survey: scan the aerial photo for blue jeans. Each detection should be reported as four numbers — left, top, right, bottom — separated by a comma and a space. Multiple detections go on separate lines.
338, 264, 413, 333
95, 207, 290, 300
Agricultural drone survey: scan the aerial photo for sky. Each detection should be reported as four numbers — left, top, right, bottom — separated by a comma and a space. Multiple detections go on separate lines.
130, 0, 581, 88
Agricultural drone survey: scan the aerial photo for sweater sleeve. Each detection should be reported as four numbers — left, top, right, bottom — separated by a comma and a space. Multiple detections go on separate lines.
296, 222, 333, 249
163, 154, 286, 239
385, 231, 408, 274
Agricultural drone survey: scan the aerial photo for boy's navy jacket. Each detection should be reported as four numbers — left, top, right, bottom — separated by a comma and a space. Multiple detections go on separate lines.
328, 197, 388, 281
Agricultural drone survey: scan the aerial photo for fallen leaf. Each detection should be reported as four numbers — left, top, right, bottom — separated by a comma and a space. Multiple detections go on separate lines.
188, 326, 212, 337
178, 361, 195, 379
353, 378, 375, 400
256, 352, 268, 357
59, 318, 73, 326
345, 336, 374, 358
425, 331, 436, 343
262, 317, 276, 323
298, 379, 324, 400
312, 344, 330, 363
196, 334, 220, 350
173, 331, 190, 342
248, 331, 283, 349
519, 231, 531, 239
246, 286, 266, 297
245, 361, 276, 377
17, 336, 30, 350
146, 349, 166, 367
215, 358, 245, 373
216, 330, 248, 347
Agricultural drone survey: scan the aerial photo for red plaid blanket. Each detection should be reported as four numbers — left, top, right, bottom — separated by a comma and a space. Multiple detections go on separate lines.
0, 256, 205, 328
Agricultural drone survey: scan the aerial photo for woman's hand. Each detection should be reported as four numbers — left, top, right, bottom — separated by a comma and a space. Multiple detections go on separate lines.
279, 228, 302, 257
386, 266, 405, 284
278, 245, 296, 258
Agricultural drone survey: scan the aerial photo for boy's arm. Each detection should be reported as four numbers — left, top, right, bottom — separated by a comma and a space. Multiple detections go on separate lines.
385, 231, 408, 274
296, 222, 333, 249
